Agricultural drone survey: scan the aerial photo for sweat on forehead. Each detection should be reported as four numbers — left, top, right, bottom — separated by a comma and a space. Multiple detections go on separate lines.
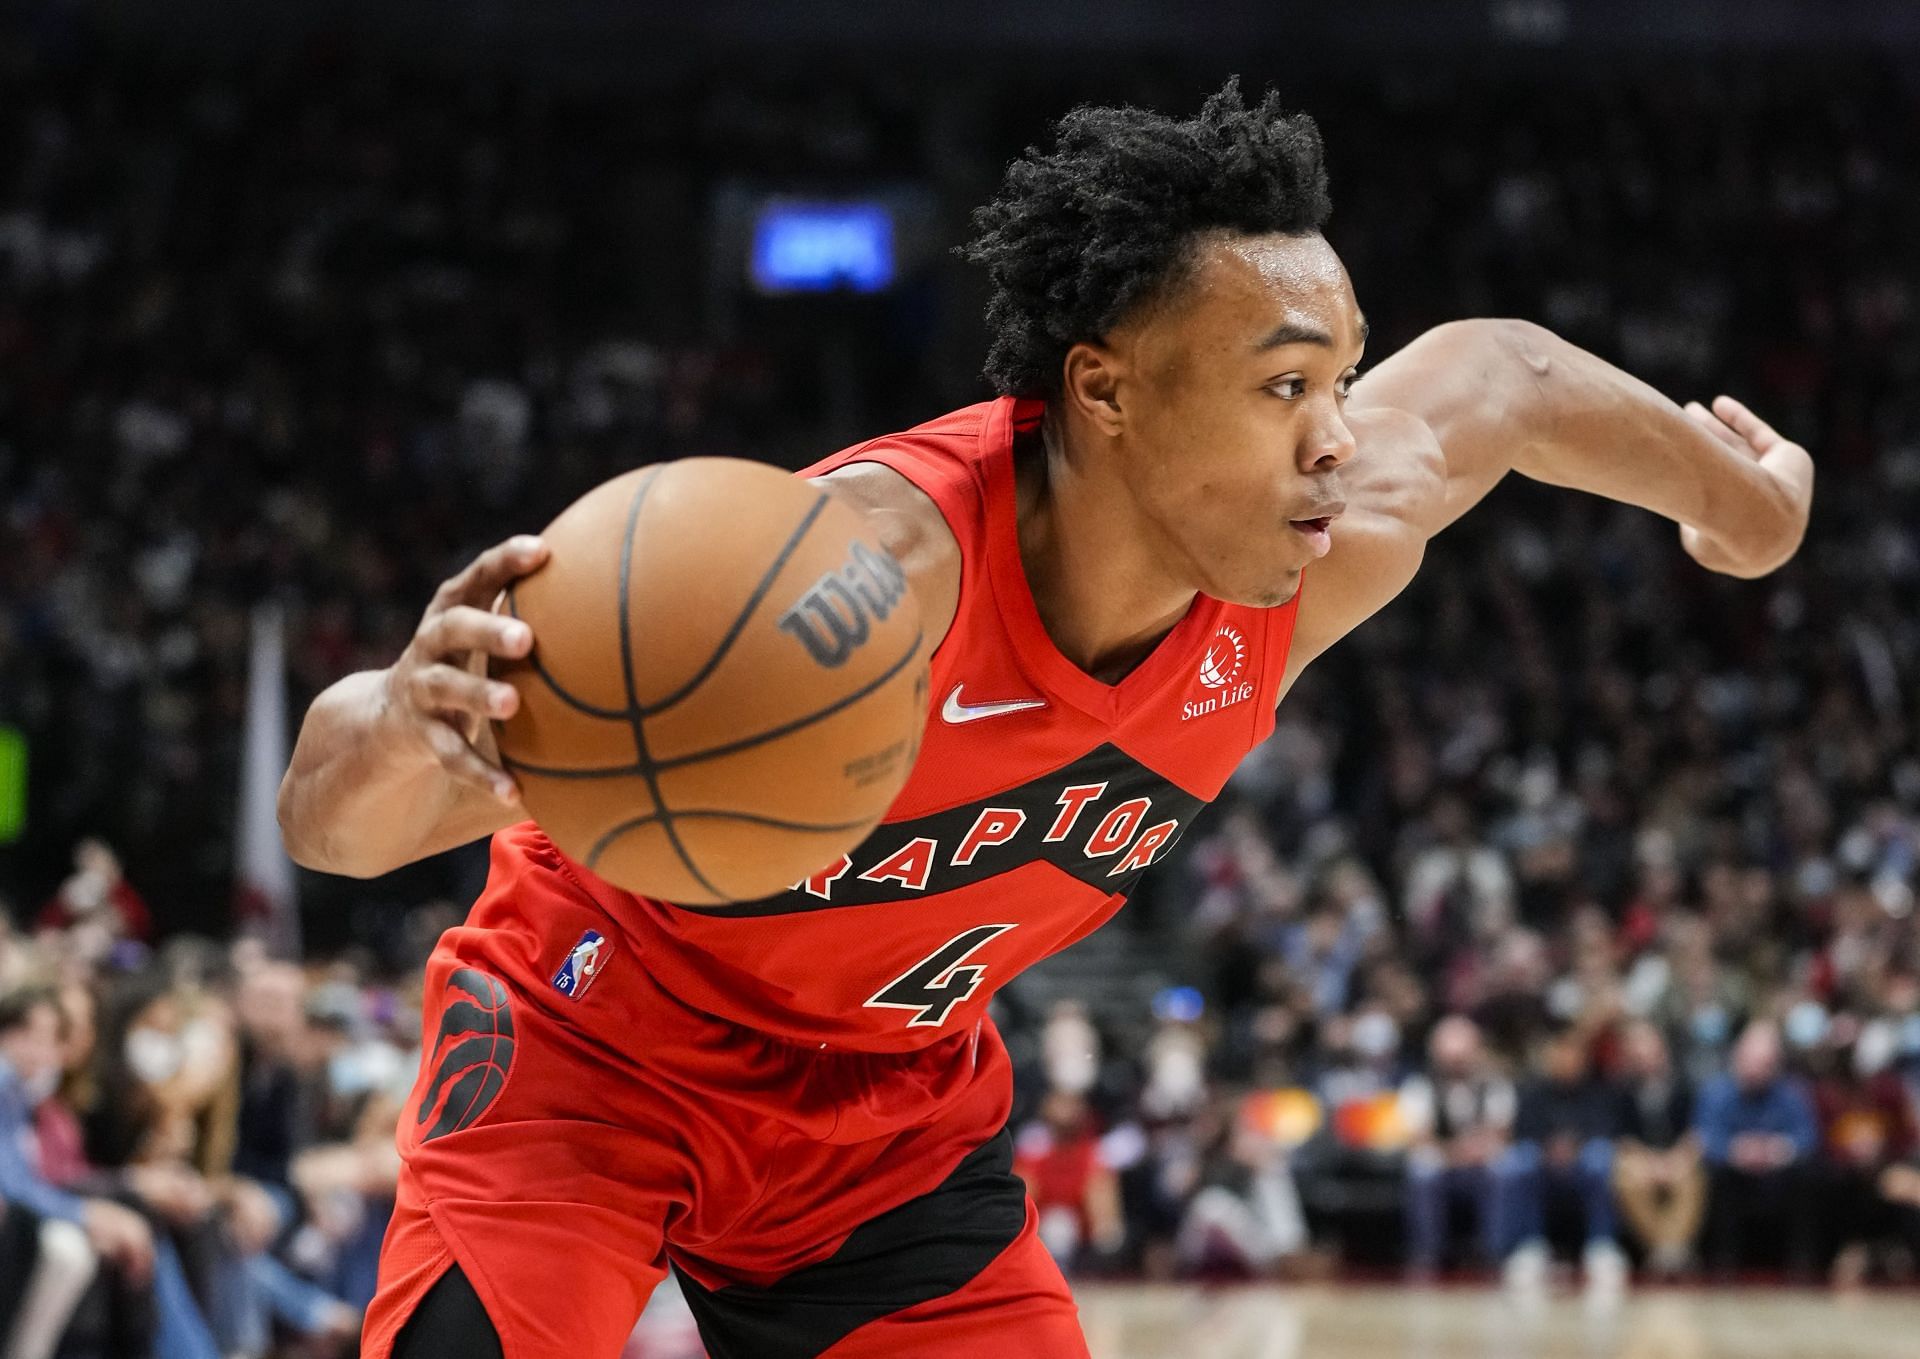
1119, 232, 1361, 353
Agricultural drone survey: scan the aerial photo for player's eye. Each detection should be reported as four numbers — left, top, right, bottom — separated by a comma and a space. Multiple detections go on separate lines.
1267, 377, 1307, 401
1338, 370, 1363, 399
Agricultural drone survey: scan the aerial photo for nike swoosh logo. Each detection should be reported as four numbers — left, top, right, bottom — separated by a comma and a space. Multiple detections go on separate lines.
941, 684, 1047, 725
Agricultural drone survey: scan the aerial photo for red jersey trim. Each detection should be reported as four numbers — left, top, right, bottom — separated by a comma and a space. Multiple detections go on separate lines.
1250, 571, 1304, 747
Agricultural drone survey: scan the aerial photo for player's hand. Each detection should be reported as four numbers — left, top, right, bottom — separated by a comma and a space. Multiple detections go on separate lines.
386, 534, 550, 802
1679, 395, 1814, 578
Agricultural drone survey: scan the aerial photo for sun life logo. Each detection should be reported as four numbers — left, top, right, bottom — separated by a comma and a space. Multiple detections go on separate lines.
1197, 625, 1247, 690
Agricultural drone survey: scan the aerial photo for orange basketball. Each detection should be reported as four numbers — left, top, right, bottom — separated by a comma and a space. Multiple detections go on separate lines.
490, 458, 929, 905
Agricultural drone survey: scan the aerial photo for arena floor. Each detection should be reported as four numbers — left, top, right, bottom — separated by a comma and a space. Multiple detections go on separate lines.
1071, 1284, 1920, 1359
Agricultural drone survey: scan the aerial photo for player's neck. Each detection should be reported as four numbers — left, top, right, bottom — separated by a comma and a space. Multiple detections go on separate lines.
1013, 418, 1199, 686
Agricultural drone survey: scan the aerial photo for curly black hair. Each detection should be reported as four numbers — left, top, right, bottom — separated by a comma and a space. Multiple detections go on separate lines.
961, 79, 1332, 399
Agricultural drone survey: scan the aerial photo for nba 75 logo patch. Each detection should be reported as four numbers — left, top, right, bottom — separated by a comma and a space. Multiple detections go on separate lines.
553, 929, 612, 1000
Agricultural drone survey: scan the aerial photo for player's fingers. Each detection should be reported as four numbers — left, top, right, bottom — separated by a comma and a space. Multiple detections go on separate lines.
1683, 401, 1751, 456
1710, 395, 1782, 452
429, 535, 550, 613
407, 662, 519, 722
421, 717, 519, 802
415, 604, 532, 663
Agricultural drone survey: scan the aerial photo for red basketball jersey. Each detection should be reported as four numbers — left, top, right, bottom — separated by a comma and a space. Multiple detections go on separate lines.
499, 396, 1301, 1052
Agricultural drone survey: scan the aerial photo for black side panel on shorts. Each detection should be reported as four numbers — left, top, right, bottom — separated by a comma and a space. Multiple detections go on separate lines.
673, 1129, 1026, 1359
391, 1263, 506, 1359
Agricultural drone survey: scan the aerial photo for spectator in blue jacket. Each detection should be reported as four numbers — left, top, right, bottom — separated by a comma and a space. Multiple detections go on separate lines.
1694, 1019, 1819, 1276
0, 986, 154, 1359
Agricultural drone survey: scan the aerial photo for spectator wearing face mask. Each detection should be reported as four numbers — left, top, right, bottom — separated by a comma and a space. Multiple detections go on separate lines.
1140, 992, 1210, 1121
81, 974, 358, 1358
1314, 1008, 1407, 1110
1652, 917, 1751, 1088
1695, 1019, 1820, 1277
1497, 1028, 1628, 1294
1399, 1016, 1517, 1276
17, 980, 181, 1359
1402, 794, 1517, 962
0, 985, 156, 1359
83, 979, 229, 1175
1611, 1020, 1704, 1278
1041, 999, 1102, 1100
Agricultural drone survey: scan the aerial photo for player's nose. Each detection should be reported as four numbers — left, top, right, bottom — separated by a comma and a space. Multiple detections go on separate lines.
1302, 410, 1357, 472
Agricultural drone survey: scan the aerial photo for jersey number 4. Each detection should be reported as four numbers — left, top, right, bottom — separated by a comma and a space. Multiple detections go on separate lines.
865, 924, 1017, 1027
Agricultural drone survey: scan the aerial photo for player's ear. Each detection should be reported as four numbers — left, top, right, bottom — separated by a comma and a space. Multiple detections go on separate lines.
1059, 342, 1127, 438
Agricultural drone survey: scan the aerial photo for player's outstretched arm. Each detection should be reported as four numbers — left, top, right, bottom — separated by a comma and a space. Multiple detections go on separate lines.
1354, 318, 1814, 578
1280, 319, 1813, 696
278, 535, 550, 879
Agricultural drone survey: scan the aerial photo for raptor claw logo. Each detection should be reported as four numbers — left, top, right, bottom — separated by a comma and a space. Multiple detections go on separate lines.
416, 968, 515, 1143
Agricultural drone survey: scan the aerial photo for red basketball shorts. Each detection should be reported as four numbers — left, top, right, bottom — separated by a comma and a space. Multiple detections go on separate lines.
360, 849, 1087, 1359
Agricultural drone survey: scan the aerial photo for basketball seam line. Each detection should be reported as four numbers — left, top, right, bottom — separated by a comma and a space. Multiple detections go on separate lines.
607, 467, 728, 900
653, 629, 924, 772
636, 490, 833, 718
582, 808, 876, 866
503, 587, 628, 720
509, 492, 833, 725
498, 627, 925, 781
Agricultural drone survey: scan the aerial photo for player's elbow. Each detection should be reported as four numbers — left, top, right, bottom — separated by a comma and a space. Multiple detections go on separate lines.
1451, 318, 1574, 470
276, 773, 317, 868
276, 774, 382, 879
277, 781, 340, 876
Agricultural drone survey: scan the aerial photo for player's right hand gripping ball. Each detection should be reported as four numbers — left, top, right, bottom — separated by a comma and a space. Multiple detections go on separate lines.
492, 460, 929, 905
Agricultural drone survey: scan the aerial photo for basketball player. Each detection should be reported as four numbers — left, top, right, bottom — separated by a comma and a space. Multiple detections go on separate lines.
279, 83, 1811, 1357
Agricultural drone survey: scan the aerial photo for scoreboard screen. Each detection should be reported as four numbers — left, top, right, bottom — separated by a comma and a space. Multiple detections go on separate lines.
750, 201, 896, 294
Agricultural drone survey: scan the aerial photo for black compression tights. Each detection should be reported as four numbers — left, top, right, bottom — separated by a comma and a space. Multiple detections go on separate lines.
389, 1264, 505, 1359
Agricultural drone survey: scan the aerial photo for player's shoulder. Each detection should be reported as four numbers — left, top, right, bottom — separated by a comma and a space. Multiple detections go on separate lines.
1347, 402, 1446, 474
812, 460, 962, 650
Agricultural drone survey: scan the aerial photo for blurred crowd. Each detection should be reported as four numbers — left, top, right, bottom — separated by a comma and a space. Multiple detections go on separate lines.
3, 13, 1920, 1349
0, 855, 448, 1358
1007, 995, 1920, 1294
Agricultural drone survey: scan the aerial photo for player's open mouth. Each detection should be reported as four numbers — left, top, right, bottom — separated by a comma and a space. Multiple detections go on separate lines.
1290, 516, 1337, 558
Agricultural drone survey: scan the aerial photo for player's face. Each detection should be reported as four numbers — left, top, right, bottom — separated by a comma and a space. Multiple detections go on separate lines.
1105, 231, 1362, 607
